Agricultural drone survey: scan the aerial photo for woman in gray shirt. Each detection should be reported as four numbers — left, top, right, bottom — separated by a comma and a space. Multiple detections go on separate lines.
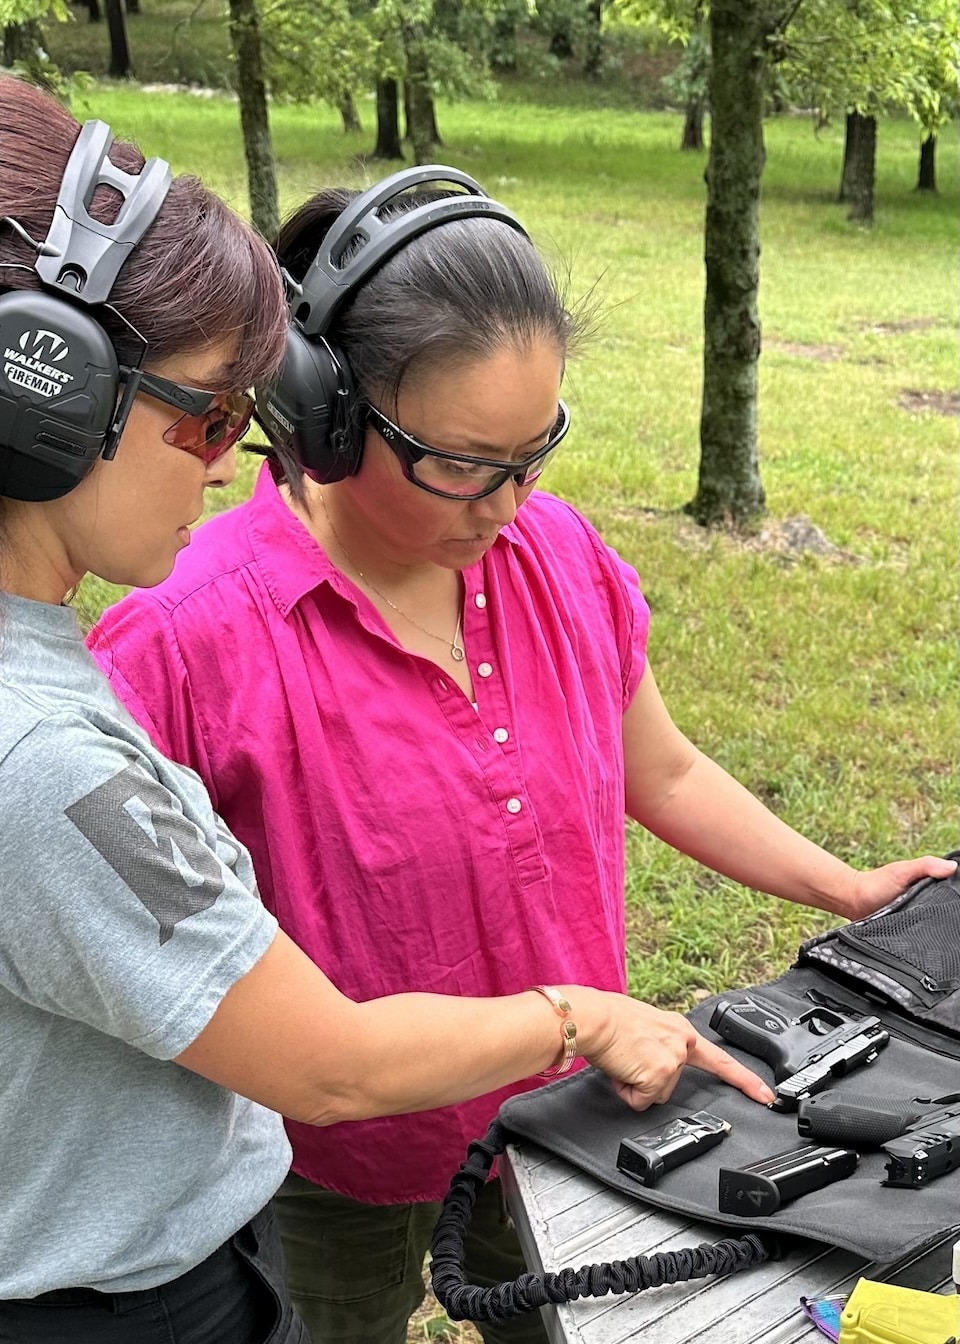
0, 71, 811, 1344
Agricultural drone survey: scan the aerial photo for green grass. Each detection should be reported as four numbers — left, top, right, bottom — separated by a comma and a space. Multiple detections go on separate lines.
67, 75, 959, 1015
45, 0, 237, 88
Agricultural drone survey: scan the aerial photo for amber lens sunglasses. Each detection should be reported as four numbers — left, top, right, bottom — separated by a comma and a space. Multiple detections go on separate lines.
137, 371, 254, 465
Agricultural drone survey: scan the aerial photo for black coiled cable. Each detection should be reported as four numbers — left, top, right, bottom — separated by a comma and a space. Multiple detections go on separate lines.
430, 1119, 775, 1324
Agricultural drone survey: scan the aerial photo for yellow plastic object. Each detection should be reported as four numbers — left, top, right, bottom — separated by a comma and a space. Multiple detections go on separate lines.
838, 1277, 959, 1344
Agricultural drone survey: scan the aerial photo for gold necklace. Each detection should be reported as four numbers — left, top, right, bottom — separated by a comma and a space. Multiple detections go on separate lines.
318, 493, 466, 663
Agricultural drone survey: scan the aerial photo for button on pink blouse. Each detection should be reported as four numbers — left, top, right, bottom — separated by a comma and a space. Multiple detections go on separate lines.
89, 464, 650, 1203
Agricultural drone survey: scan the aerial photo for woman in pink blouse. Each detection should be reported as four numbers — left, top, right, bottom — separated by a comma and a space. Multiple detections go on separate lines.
89, 169, 949, 1344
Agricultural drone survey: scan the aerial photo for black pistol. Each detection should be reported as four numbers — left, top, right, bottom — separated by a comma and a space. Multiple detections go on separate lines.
709, 994, 889, 1112
797, 1089, 960, 1147
796, 1088, 960, 1189
883, 1114, 960, 1189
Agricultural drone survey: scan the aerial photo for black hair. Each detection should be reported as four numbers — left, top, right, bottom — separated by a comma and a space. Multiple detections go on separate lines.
270, 186, 585, 493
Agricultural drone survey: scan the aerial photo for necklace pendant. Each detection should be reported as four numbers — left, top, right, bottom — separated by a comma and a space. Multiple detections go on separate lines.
450, 645, 466, 662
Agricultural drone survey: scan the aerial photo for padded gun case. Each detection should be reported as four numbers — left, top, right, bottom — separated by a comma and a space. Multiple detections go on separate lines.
498, 855, 960, 1262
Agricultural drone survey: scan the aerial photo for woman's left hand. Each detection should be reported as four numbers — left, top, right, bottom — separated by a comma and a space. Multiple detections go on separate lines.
839, 855, 957, 922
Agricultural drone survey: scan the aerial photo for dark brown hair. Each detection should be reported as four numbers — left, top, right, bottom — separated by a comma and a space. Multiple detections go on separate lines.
0, 74, 287, 390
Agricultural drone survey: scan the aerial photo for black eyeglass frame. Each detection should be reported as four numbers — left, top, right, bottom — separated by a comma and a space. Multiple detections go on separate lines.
137, 370, 236, 416
364, 399, 570, 500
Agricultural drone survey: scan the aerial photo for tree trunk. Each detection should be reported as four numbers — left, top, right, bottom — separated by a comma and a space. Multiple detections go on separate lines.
403, 80, 441, 149
84, 0, 102, 22
845, 112, 876, 224
491, 13, 516, 73
688, 0, 766, 528
3, 19, 44, 65
226, 0, 279, 242
584, 0, 603, 78
549, 27, 574, 59
402, 22, 436, 165
373, 79, 403, 160
916, 134, 936, 192
838, 111, 858, 202
125, 0, 139, 14
428, 99, 441, 147
104, 0, 133, 77
338, 91, 361, 135
681, 98, 704, 151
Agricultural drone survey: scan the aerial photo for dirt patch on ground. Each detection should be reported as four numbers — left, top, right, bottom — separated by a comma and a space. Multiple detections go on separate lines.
898, 388, 960, 416
856, 318, 943, 335
606, 508, 864, 564
765, 339, 845, 362
743, 515, 859, 558
766, 318, 953, 364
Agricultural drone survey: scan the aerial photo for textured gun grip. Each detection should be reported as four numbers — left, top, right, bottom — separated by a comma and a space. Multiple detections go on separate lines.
796, 1093, 924, 1147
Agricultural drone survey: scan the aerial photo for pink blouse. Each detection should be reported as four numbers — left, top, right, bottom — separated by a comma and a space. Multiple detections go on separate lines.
89, 463, 650, 1203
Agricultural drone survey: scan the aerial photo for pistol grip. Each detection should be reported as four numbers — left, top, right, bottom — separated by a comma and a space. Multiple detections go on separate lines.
797, 1092, 925, 1147
709, 999, 792, 1080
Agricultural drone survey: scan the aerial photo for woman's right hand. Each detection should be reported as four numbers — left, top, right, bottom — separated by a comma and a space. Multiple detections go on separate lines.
176, 930, 776, 1125
565, 986, 776, 1111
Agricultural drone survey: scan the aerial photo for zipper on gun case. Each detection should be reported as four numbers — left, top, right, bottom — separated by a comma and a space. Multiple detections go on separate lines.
827, 930, 954, 1008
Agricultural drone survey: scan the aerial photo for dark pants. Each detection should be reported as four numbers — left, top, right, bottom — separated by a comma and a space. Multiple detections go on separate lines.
274, 1174, 549, 1344
0, 1205, 310, 1344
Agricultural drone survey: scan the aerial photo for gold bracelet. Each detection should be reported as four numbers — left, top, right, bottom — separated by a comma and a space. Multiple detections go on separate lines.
528, 985, 578, 1078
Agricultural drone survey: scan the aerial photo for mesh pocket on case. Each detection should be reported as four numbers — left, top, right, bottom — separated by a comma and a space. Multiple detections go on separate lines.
798, 855, 960, 1038
848, 880, 960, 983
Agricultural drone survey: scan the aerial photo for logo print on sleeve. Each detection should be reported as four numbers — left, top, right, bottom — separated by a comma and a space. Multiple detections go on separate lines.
65, 766, 227, 944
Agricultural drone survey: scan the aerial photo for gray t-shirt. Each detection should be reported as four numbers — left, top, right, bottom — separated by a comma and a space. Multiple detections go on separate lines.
0, 593, 292, 1298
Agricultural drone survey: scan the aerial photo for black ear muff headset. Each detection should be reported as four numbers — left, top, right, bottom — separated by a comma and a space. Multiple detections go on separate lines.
0, 119, 171, 502
254, 165, 530, 485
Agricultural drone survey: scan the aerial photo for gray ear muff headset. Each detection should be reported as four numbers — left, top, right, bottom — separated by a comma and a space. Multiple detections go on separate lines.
0, 119, 171, 501
253, 165, 529, 485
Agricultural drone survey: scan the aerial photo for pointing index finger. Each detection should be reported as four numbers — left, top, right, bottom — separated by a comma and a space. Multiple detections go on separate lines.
688, 1033, 776, 1105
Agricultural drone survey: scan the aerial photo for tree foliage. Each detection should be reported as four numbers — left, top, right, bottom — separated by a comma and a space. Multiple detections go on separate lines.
258, 0, 378, 107
608, 0, 698, 45
660, 25, 708, 105
660, 23, 708, 146
613, 0, 959, 133
0, 0, 88, 97
0, 0, 68, 23
782, 0, 959, 135
531, 0, 603, 66
259, 0, 497, 116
